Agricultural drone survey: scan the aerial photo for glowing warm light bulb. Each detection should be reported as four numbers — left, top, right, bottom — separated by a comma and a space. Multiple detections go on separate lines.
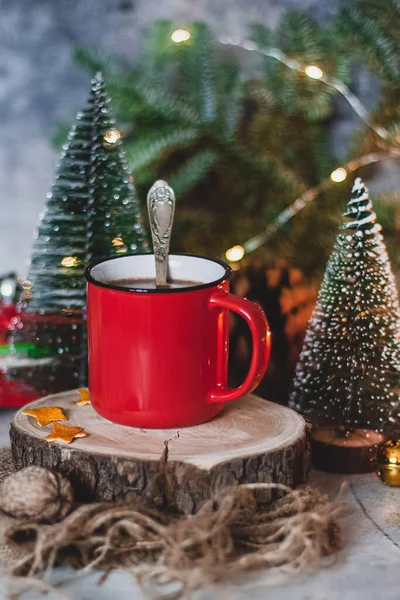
330, 167, 347, 183
171, 29, 191, 43
103, 129, 122, 145
0, 280, 14, 298
61, 256, 79, 268
305, 65, 324, 80
112, 237, 124, 247
225, 245, 245, 262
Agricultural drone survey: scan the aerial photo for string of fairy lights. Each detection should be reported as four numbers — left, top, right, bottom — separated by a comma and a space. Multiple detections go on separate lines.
76, 26, 400, 275
171, 27, 400, 264
6, 26, 397, 297
228, 150, 400, 260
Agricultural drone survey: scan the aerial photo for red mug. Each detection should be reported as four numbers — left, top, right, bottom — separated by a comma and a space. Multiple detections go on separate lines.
85, 254, 271, 428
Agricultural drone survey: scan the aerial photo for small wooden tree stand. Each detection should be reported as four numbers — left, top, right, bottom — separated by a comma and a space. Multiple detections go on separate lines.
311, 426, 386, 474
10, 391, 310, 514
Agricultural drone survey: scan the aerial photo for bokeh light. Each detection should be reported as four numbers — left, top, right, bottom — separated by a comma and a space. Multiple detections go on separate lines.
171, 29, 191, 43
225, 245, 245, 262
305, 65, 324, 80
330, 167, 347, 183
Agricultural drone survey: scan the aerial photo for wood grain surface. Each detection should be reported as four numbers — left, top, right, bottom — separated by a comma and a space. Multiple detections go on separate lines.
11, 391, 310, 513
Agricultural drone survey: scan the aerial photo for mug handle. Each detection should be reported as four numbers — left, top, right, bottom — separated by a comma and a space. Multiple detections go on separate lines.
208, 290, 271, 403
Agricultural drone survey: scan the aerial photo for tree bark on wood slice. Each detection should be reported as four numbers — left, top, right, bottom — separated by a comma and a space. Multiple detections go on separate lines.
10, 390, 310, 514
311, 426, 386, 474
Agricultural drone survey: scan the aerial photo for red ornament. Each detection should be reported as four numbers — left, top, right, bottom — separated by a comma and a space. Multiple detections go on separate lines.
0, 302, 39, 408
0, 303, 17, 344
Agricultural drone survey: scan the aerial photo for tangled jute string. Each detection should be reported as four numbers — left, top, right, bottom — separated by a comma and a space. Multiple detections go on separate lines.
3, 486, 343, 598
0, 448, 345, 598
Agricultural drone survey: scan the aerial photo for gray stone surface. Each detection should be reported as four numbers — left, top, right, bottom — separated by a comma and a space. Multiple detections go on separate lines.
0, 0, 397, 277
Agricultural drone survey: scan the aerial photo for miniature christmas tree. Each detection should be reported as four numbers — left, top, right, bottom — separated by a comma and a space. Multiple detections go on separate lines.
290, 178, 400, 436
6, 73, 148, 397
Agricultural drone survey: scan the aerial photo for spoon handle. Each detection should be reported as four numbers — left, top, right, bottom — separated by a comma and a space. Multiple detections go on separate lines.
147, 180, 176, 286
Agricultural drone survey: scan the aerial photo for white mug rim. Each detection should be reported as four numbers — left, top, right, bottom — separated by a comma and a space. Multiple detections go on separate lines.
85, 253, 232, 294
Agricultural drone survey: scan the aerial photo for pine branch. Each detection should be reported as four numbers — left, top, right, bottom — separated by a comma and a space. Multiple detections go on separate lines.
168, 150, 218, 196
251, 24, 277, 51
306, 123, 334, 180
246, 80, 275, 110
181, 22, 217, 123
251, 14, 349, 119
138, 20, 178, 78
125, 128, 199, 171
65, 11, 398, 272
73, 46, 127, 81
130, 77, 201, 125
278, 11, 322, 62
337, 1, 400, 83
231, 143, 304, 194
216, 63, 244, 141
73, 47, 151, 119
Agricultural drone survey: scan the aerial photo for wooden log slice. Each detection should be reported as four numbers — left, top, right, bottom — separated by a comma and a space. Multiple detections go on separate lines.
10, 390, 310, 514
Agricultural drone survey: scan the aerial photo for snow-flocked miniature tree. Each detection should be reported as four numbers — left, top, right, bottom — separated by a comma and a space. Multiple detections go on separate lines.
290, 178, 400, 433
7, 74, 148, 397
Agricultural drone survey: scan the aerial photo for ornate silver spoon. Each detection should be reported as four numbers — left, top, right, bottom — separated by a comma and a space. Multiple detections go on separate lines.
147, 180, 176, 287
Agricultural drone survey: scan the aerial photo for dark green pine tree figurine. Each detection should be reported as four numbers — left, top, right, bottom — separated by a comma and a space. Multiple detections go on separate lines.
290, 178, 400, 463
8, 73, 148, 396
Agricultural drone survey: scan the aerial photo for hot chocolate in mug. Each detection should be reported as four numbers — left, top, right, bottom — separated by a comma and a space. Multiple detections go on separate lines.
85, 254, 271, 428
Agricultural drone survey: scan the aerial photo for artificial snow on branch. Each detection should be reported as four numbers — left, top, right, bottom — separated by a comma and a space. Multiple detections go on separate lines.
290, 178, 400, 432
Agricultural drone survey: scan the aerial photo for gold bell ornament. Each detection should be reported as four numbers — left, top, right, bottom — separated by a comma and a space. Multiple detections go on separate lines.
376, 441, 400, 486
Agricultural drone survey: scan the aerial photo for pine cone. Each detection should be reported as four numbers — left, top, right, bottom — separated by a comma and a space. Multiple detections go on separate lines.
0, 466, 74, 521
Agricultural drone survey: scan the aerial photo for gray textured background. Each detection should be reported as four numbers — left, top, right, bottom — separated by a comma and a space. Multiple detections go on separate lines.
0, 0, 398, 276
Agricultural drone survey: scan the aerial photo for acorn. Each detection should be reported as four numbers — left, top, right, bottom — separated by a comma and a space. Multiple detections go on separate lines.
0, 466, 74, 521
